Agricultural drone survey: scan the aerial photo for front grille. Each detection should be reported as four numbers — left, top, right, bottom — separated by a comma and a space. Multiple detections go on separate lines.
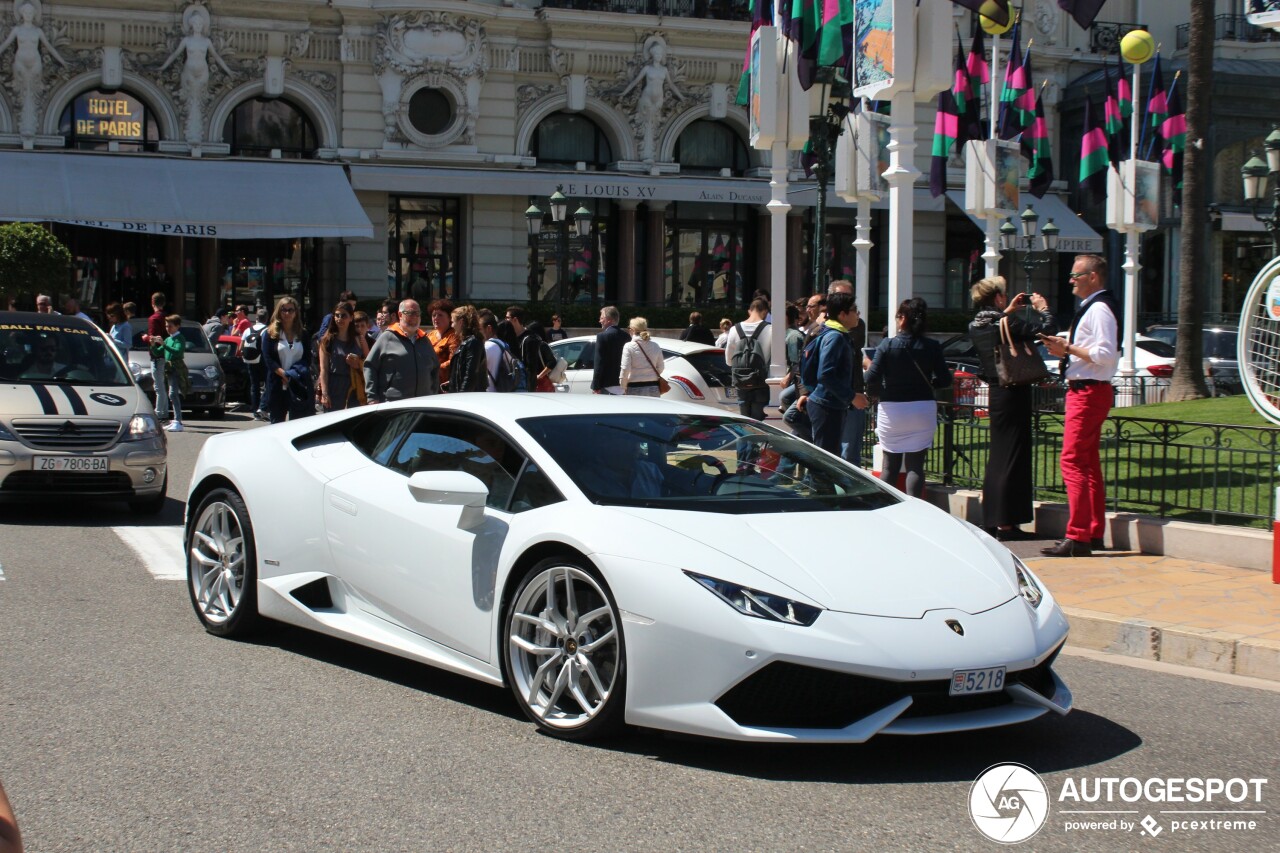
715, 647, 1063, 730
12, 419, 121, 450
2, 470, 133, 494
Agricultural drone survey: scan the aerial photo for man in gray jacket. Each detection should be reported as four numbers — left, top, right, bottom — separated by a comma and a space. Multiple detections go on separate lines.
364, 299, 440, 403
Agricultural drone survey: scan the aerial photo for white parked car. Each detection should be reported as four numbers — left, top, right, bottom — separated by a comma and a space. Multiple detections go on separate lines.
185, 393, 1071, 743
0, 312, 167, 512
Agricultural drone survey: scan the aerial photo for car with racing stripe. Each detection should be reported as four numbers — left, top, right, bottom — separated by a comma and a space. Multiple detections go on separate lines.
0, 312, 167, 513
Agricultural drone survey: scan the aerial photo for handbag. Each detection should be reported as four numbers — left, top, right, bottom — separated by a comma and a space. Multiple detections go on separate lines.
635, 341, 670, 394
994, 316, 1049, 387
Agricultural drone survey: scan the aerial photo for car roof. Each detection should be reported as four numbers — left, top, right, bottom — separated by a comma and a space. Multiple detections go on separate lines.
3, 311, 100, 331
551, 334, 722, 354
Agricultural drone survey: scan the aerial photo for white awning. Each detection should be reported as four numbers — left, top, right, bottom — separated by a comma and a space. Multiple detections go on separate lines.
946, 190, 1104, 253
0, 151, 373, 239
349, 164, 774, 206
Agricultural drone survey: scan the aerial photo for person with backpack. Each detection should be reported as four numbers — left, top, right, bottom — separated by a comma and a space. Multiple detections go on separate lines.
241, 308, 268, 419
363, 298, 440, 403
505, 306, 556, 392
723, 296, 772, 420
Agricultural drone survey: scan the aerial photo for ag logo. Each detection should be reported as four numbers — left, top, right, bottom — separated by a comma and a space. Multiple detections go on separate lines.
89, 393, 127, 406
969, 763, 1050, 844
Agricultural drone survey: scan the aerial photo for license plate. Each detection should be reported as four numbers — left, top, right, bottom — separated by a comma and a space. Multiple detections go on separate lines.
723, 387, 737, 398
949, 666, 1007, 696
34, 456, 109, 472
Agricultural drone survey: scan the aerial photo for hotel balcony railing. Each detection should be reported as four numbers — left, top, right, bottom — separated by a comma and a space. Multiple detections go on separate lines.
1176, 14, 1280, 49
1089, 21, 1149, 54
539, 0, 751, 21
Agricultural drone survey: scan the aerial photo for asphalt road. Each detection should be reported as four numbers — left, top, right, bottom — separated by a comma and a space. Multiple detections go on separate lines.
1, 413, 1278, 852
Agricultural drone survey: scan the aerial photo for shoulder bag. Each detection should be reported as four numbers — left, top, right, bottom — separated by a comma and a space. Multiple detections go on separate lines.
994, 315, 1049, 387
635, 340, 670, 394
910, 344, 954, 405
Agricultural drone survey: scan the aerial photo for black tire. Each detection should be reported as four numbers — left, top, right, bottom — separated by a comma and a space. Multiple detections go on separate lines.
186, 487, 261, 638
502, 556, 626, 741
127, 473, 167, 515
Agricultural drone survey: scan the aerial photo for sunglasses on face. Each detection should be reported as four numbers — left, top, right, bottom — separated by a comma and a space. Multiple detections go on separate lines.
1068, 271, 1091, 280
280, 307, 296, 314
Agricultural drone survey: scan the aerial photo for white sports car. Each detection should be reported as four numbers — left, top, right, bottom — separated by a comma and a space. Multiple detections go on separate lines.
185, 393, 1071, 742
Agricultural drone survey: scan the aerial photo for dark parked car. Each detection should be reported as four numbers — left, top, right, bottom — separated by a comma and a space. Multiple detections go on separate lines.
1144, 325, 1241, 395
125, 318, 227, 418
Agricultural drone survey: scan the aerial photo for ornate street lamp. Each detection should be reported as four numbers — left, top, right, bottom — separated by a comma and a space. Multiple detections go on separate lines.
806, 68, 852, 292
1000, 205, 1059, 300
524, 185, 594, 304
1242, 128, 1280, 257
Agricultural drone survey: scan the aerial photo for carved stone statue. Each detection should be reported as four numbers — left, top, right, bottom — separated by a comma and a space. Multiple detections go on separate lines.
159, 3, 232, 144
0, 0, 66, 139
621, 35, 683, 162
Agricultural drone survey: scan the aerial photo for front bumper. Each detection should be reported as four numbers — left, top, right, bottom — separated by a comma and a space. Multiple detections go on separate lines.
604, 556, 1071, 742
0, 439, 167, 500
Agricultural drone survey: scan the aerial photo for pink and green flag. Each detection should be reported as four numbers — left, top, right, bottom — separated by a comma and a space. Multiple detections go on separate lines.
931, 86, 963, 197
953, 35, 982, 145
1023, 85, 1054, 198
1161, 74, 1186, 206
997, 20, 1031, 140
735, 0, 773, 106
1079, 95, 1110, 205
1103, 59, 1126, 167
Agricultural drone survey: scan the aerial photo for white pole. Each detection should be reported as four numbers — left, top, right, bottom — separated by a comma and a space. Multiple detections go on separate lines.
885, 89, 919, 310
982, 30, 1002, 278
854, 197, 872, 321
1120, 60, 1142, 377
768, 146, 789, 381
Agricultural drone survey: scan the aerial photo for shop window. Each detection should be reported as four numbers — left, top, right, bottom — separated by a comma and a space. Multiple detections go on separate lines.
59, 89, 159, 152
409, 88, 453, 137
664, 202, 751, 306
219, 239, 319, 319
527, 200, 610, 304
222, 97, 317, 158
532, 113, 613, 170
390, 197, 462, 302
674, 120, 749, 177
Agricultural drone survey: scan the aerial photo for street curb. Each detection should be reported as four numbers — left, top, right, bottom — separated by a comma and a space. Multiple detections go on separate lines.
1061, 606, 1280, 683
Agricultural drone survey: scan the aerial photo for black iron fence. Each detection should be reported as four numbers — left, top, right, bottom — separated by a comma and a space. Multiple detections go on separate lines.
1176, 14, 1280, 49
894, 383, 1280, 527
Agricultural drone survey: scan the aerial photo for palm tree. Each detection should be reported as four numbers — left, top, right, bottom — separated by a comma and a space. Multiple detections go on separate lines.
1169, 0, 1213, 400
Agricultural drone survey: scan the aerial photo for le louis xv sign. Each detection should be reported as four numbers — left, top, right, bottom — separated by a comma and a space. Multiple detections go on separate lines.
553, 180, 768, 205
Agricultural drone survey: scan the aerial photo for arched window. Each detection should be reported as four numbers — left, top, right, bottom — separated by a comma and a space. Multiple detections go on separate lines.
674, 120, 749, 177
222, 97, 318, 158
59, 89, 160, 152
532, 113, 613, 170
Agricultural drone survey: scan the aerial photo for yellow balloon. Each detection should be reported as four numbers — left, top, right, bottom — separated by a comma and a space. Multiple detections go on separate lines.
979, 2, 1015, 35
1120, 29, 1156, 64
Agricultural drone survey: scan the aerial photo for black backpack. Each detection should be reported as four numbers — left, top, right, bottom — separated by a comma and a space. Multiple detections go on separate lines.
730, 322, 769, 390
490, 340, 529, 393
240, 325, 262, 361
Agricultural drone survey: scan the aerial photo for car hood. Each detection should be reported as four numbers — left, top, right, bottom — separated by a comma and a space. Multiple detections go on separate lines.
0, 382, 145, 420
612, 501, 1017, 618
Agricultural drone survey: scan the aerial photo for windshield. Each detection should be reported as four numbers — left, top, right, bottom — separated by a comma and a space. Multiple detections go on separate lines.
0, 321, 132, 386
127, 319, 212, 353
520, 413, 899, 514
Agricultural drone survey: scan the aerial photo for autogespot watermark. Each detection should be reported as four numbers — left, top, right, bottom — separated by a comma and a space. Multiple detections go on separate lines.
968, 765, 1269, 843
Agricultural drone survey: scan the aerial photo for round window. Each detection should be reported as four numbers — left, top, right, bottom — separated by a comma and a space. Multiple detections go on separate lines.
408, 89, 453, 137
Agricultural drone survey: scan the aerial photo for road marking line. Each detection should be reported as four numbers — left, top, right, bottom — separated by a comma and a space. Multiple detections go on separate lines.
113, 525, 185, 580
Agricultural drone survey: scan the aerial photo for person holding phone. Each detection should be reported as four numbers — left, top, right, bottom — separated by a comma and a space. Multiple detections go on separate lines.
1038, 254, 1120, 557
968, 277, 1057, 541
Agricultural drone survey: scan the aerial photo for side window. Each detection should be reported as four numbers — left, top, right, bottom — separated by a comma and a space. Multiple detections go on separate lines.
350, 412, 419, 466
509, 462, 564, 513
554, 339, 594, 370
388, 415, 524, 510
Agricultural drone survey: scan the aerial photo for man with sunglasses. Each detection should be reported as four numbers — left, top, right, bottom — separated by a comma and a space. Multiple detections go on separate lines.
1038, 254, 1120, 557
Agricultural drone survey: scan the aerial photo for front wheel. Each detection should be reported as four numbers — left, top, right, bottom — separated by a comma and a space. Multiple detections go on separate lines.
186, 487, 260, 637
503, 558, 626, 740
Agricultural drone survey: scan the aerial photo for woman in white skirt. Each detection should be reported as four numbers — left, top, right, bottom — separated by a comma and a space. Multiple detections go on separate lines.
863, 297, 952, 498
621, 317, 665, 397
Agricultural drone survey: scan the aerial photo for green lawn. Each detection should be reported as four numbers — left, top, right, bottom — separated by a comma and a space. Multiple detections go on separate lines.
1120, 395, 1272, 427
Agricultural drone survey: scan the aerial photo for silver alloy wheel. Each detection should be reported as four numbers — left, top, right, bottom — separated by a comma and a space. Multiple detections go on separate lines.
508, 565, 620, 729
189, 500, 247, 626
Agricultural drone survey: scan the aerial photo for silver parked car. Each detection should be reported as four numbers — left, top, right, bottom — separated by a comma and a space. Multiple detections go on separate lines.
0, 312, 167, 512
126, 318, 227, 418
1144, 325, 1241, 395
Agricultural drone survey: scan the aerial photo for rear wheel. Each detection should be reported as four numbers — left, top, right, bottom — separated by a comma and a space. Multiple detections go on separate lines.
186, 487, 260, 637
502, 557, 626, 740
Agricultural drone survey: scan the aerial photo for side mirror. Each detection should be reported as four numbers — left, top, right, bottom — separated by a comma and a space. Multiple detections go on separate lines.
407, 470, 489, 529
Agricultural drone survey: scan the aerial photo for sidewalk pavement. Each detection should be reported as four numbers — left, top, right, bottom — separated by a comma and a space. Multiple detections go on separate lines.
1004, 537, 1280, 683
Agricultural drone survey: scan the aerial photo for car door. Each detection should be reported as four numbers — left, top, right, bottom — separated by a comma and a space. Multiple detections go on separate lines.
321, 411, 528, 662
549, 339, 595, 393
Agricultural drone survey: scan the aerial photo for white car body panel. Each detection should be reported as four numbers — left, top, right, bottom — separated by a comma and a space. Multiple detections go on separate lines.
187, 393, 1070, 742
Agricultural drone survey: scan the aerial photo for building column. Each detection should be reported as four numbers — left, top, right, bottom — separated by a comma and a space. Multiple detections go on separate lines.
786, 211, 804, 298
645, 201, 668, 306
616, 200, 639, 304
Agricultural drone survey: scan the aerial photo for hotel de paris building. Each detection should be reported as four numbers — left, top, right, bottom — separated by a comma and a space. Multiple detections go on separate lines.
0, 0, 1116, 325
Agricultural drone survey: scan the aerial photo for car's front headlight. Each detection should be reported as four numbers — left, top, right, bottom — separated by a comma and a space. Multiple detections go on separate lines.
203, 365, 221, 380
685, 571, 821, 626
123, 413, 162, 442
0, 422, 15, 441
1012, 555, 1044, 609
129, 361, 146, 380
